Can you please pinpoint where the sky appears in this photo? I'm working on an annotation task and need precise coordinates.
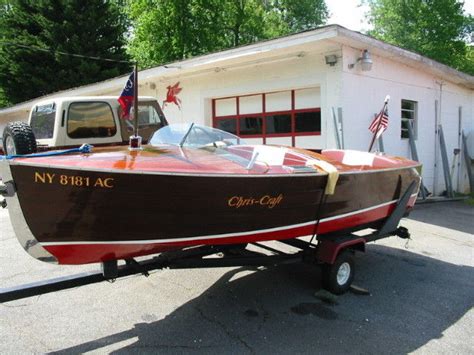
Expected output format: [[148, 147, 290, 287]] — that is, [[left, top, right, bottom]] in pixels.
[[326, 0, 474, 33]]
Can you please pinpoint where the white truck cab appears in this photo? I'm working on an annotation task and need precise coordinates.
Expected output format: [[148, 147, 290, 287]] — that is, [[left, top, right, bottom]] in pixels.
[[28, 96, 168, 150]]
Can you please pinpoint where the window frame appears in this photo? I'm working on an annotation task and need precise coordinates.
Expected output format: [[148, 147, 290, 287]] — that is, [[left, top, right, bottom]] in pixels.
[[401, 99, 418, 140], [212, 90, 321, 146]]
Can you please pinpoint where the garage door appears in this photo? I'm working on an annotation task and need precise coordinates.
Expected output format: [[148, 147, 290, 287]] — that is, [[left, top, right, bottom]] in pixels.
[[212, 88, 322, 148]]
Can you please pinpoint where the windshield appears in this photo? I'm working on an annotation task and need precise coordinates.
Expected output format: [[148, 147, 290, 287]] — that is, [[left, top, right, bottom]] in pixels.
[[149, 123, 245, 147]]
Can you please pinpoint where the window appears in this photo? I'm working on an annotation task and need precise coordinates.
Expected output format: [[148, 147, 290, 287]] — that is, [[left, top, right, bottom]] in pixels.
[[295, 111, 321, 132], [68, 102, 117, 139], [266, 114, 291, 134], [239, 116, 263, 135], [401, 99, 417, 139], [215, 118, 237, 134], [119, 103, 167, 129], [212, 89, 321, 146], [30, 103, 56, 139]]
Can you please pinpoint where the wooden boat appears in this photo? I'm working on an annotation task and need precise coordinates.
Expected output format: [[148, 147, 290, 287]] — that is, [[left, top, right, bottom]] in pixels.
[[0, 124, 421, 265]]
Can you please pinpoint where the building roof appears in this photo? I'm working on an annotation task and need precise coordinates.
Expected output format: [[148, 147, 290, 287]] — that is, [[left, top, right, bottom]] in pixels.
[[1, 25, 473, 119]]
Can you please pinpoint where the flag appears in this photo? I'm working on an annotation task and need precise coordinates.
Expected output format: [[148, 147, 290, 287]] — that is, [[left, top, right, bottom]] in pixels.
[[368, 107, 389, 139], [118, 72, 134, 120]]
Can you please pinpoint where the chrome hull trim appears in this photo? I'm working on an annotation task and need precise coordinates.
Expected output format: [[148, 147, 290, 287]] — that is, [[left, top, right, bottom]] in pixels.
[[0, 159, 58, 264]]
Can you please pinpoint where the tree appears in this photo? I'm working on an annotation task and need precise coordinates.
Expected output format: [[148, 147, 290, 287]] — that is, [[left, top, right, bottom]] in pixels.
[[365, 0, 474, 75], [127, 0, 225, 67], [0, 0, 131, 106], [126, 0, 328, 67]]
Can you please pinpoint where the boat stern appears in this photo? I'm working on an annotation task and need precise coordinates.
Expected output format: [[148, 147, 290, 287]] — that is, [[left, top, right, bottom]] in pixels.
[[0, 159, 58, 264]]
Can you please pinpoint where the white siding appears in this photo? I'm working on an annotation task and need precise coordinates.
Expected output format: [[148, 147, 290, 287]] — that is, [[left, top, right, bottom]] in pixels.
[[341, 46, 473, 194]]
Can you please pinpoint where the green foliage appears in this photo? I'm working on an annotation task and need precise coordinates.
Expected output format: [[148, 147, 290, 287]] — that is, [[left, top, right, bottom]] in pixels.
[[127, 0, 328, 68], [366, 0, 474, 75], [0, 0, 131, 106]]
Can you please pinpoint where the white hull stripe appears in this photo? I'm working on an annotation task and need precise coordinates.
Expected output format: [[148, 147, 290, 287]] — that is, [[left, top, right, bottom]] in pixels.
[[40, 194, 417, 246]]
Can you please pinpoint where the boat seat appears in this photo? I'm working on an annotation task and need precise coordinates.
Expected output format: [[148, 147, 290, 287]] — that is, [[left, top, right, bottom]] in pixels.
[[323, 149, 405, 169]]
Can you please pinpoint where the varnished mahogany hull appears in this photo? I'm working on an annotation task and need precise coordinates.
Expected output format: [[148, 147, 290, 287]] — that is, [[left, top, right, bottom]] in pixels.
[[8, 164, 420, 264]]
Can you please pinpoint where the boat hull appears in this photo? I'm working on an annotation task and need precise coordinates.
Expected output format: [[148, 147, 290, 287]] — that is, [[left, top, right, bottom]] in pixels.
[[7, 163, 420, 264]]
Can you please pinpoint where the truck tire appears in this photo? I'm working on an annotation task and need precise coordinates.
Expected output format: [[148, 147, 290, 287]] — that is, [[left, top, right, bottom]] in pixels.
[[322, 250, 355, 295], [2, 122, 37, 155]]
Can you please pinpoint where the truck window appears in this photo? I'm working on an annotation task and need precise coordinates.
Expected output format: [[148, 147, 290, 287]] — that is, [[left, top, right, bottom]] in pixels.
[[118, 103, 167, 128], [31, 104, 56, 139], [67, 102, 117, 139]]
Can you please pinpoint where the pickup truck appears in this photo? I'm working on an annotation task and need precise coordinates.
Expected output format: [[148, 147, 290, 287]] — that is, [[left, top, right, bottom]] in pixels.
[[1, 96, 168, 155]]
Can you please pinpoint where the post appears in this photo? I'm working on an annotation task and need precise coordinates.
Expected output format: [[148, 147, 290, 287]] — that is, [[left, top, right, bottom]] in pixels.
[[337, 107, 344, 149], [438, 125, 454, 198], [462, 130, 473, 193], [457, 107, 462, 191], [378, 135, 384, 153], [133, 62, 139, 138], [407, 121, 429, 199], [332, 107, 341, 149]]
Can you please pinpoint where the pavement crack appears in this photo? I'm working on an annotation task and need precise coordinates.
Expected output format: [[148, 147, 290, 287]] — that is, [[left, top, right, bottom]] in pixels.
[[194, 306, 255, 354]]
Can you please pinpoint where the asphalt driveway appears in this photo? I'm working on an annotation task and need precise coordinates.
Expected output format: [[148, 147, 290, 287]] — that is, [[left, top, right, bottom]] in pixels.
[[0, 201, 473, 354]]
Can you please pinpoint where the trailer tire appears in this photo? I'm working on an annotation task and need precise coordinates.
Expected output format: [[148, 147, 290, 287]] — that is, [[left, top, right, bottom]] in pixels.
[[323, 250, 355, 295], [2, 122, 37, 155]]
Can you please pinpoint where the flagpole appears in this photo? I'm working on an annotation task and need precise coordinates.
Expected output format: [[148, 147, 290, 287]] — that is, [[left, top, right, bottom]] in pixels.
[[133, 62, 139, 138], [368, 96, 390, 152]]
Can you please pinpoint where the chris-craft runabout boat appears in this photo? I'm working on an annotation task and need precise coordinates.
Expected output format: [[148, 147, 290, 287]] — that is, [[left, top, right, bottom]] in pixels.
[[0, 124, 421, 265]]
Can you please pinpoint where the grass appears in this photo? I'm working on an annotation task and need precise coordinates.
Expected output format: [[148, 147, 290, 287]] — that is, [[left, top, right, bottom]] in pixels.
[[455, 191, 474, 206], [465, 193, 474, 206]]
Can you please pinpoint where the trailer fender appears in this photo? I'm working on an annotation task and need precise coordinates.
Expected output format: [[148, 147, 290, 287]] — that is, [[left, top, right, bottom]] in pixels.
[[316, 238, 366, 264]]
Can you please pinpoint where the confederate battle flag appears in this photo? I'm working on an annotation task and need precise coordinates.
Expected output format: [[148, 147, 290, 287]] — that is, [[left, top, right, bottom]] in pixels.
[[118, 72, 135, 120]]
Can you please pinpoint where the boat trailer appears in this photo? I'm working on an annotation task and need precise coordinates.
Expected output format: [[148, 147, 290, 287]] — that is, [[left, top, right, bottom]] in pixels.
[[0, 182, 416, 303]]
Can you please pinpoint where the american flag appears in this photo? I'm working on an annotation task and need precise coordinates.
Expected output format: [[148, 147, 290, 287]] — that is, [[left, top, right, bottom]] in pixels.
[[368, 107, 389, 139], [118, 72, 134, 120]]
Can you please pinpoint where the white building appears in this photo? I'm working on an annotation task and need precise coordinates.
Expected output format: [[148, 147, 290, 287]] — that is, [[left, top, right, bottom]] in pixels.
[[1, 25, 473, 194]]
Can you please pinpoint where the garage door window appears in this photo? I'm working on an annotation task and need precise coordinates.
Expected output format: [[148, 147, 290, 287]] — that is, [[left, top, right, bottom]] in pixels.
[[212, 89, 321, 146], [295, 111, 321, 132], [240, 116, 263, 135], [266, 114, 291, 134]]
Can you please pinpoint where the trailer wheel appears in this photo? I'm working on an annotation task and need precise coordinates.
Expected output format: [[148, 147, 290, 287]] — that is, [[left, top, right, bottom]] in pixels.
[[2, 122, 37, 155], [323, 250, 355, 295]]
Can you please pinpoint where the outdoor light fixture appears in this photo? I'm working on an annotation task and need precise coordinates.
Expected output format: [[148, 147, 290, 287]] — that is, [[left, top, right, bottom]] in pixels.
[[325, 54, 338, 66], [348, 49, 373, 71]]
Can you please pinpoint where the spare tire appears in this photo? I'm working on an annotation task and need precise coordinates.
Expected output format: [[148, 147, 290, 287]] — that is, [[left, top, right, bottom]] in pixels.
[[2, 121, 37, 155]]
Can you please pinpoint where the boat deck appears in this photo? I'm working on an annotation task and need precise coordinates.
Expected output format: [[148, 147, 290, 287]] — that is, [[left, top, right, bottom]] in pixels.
[[10, 145, 420, 175]]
